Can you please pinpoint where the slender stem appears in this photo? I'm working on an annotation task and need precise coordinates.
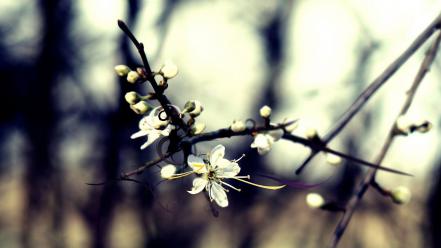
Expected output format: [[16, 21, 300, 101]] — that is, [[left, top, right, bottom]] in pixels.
[[120, 151, 175, 178], [296, 12, 441, 175], [117, 20, 188, 131], [329, 29, 441, 248]]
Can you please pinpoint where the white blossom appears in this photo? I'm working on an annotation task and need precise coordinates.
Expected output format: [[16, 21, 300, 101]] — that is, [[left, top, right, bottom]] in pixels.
[[186, 145, 284, 207], [250, 130, 283, 155], [130, 106, 175, 149]]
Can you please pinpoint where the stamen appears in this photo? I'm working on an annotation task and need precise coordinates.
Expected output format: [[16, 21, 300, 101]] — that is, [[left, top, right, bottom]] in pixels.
[[167, 171, 195, 180], [233, 154, 246, 163], [232, 177, 286, 190], [220, 181, 241, 192]]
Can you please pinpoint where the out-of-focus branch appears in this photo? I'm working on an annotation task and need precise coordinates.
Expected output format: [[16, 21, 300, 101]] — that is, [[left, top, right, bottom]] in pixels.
[[296, 12, 441, 175], [329, 29, 441, 248]]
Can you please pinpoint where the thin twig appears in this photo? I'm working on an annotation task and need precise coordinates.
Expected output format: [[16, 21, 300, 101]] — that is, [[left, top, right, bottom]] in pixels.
[[182, 125, 411, 176], [117, 20, 188, 131], [296, 12, 441, 174], [329, 29, 441, 248], [120, 151, 176, 178]]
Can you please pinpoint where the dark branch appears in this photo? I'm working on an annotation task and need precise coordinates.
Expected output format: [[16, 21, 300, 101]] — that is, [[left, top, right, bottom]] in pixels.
[[329, 28, 441, 248], [296, 12, 441, 175]]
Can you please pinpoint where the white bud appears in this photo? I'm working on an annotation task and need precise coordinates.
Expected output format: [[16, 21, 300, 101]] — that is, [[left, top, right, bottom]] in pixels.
[[231, 120, 246, 132], [183, 100, 203, 117], [191, 122, 206, 135], [114, 65, 131, 76], [161, 164, 177, 179], [124, 91, 140, 105], [130, 101, 150, 114], [306, 193, 325, 209], [396, 115, 412, 134], [160, 61, 178, 79], [284, 119, 299, 133], [391, 186, 411, 205], [326, 153, 342, 166], [259, 105, 272, 118], [127, 71, 140, 84], [414, 120, 432, 133], [305, 128, 318, 140], [155, 74, 166, 86]]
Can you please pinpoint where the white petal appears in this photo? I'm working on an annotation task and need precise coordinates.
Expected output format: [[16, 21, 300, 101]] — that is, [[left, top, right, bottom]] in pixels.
[[210, 182, 228, 207], [160, 125, 174, 136], [187, 155, 208, 173], [268, 129, 283, 142], [209, 145, 225, 166], [131, 130, 149, 139], [216, 159, 240, 177], [251, 134, 270, 149], [140, 133, 161, 149], [187, 177, 208, 194], [257, 147, 271, 155]]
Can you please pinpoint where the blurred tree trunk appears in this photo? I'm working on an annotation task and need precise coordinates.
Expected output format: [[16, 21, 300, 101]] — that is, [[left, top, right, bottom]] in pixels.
[[21, 0, 72, 247], [427, 158, 441, 248], [235, 1, 295, 247]]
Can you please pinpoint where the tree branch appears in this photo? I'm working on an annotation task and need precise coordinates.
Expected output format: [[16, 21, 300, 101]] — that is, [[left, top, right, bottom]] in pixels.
[[328, 29, 441, 248], [296, 12, 441, 175]]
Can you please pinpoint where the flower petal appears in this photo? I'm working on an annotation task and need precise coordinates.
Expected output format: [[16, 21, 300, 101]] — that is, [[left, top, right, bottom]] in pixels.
[[131, 130, 149, 139], [210, 145, 225, 167], [210, 182, 228, 207], [268, 129, 283, 142], [140, 133, 161, 149], [216, 159, 240, 177], [187, 155, 208, 173], [187, 177, 208, 194]]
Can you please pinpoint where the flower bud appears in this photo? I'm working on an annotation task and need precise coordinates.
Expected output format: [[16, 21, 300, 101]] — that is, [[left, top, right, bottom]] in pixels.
[[326, 153, 342, 166], [191, 122, 206, 135], [160, 61, 178, 79], [124, 91, 141, 105], [183, 100, 203, 117], [114, 65, 131, 76], [155, 74, 166, 86], [130, 101, 150, 114], [161, 164, 177, 179], [396, 115, 412, 134], [390, 186, 411, 205], [305, 128, 318, 140], [127, 71, 140, 84], [414, 120, 432, 133], [306, 193, 325, 209], [231, 120, 246, 132], [259, 105, 272, 118]]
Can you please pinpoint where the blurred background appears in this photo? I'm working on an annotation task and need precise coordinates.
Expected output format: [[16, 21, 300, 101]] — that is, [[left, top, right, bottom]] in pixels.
[[1, 0, 441, 247]]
